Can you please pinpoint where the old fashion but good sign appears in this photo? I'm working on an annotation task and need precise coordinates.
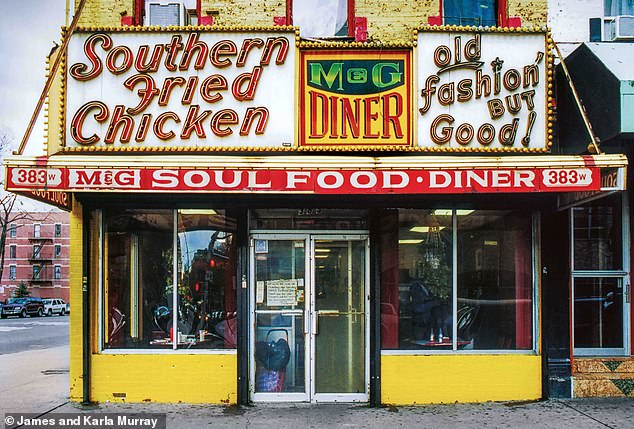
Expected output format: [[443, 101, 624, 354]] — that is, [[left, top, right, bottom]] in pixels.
[[6, 165, 606, 194], [417, 31, 548, 151], [65, 30, 295, 150]]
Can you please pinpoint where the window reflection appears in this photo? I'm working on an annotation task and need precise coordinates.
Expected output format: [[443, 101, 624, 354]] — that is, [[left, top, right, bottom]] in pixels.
[[380, 209, 533, 351], [457, 211, 532, 350], [573, 194, 622, 271], [104, 210, 173, 349], [102, 209, 237, 350], [176, 210, 237, 349]]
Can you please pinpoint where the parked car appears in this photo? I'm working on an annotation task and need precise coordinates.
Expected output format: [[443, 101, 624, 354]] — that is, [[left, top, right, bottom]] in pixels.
[[42, 298, 67, 316], [1, 297, 45, 318]]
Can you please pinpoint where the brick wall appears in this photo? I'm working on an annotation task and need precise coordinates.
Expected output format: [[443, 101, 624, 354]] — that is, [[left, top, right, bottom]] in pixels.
[[357, 1, 437, 44], [78, 0, 134, 27], [74, 1, 549, 35], [202, 0, 285, 27], [509, 0, 548, 27]]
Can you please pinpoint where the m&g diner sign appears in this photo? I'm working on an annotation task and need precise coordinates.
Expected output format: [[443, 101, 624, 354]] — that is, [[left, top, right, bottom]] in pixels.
[[64, 28, 548, 152], [65, 29, 295, 150]]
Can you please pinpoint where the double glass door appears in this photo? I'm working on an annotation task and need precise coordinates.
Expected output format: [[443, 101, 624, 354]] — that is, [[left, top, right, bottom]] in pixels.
[[250, 233, 369, 402]]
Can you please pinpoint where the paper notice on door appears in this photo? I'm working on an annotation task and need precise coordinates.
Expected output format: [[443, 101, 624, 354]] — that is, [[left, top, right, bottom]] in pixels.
[[256, 281, 265, 304], [266, 279, 298, 306]]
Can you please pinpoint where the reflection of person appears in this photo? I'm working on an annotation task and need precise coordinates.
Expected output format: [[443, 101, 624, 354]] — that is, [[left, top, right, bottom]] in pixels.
[[410, 279, 435, 341], [410, 279, 451, 342]]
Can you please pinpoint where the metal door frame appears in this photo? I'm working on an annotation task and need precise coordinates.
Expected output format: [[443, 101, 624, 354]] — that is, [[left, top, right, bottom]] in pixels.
[[248, 232, 370, 403], [309, 234, 370, 403]]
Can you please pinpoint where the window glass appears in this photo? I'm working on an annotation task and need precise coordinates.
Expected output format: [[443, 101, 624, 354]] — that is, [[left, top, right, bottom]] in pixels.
[[572, 194, 626, 354], [10, 224, 16, 238], [380, 209, 534, 351], [144, 1, 197, 26], [104, 209, 174, 349], [34, 224, 41, 238], [55, 224, 62, 237], [9, 265, 16, 279], [55, 245, 62, 258], [457, 211, 533, 350], [381, 209, 454, 349], [605, 0, 634, 15], [102, 208, 237, 350], [444, 0, 496, 27], [574, 277, 623, 349], [9, 245, 16, 259], [573, 194, 622, 271], [54, 266, 62, 280], [294, 0, 349, 38], [33, 245, 41, 259], [33, 265, 41, 279], [176, 209, 237, 349]]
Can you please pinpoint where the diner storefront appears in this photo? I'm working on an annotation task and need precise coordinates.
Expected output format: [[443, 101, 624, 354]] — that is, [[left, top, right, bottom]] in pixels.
[[4, 24, 627, 405]]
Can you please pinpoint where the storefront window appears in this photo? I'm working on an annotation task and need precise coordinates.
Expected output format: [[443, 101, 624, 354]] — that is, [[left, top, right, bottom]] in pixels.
[[572, 194, 628, 355], [381, 209, 534, 351], [457, 211, 533, 350], [176, 210, 237, 349], [104, 210, 174, 349], [573, 196, 622, 270], [102, 209, 237, 350]]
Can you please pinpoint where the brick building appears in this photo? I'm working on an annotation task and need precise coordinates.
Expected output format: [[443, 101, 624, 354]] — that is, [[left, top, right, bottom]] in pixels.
[[1, 211, 71, 302], [3, 0, 631, 406]]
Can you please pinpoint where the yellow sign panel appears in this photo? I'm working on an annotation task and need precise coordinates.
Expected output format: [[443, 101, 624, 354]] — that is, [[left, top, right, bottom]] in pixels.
[[300, 49, 412, 148]]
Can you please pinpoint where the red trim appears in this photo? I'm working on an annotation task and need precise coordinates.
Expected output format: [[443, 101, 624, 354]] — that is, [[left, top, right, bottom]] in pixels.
[[354, 17, 367, 42], [498, 0, 508, 26], [121, 15, 134, 26], [287, 0, 293, 25], [428, 16, 442, 26], [200, 16, 214, 25], [348, 0, 355, 38], [507, 17, 522, 28], [134, 0, 144, 26]]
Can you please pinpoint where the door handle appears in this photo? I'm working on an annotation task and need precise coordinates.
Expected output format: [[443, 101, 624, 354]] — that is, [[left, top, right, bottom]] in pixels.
[[312, 311, 318, 335], [304, 310, 310, 334]]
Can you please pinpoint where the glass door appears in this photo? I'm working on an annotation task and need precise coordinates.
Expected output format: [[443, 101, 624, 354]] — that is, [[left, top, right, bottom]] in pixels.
[[311, 236, 369, 403], [250, 235, 309, 401], [249, 233, 369, 403]]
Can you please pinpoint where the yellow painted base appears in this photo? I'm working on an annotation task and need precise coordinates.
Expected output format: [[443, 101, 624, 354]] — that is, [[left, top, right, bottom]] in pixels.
[[381, 354, 542, 404], [71, 353, 237, 404]]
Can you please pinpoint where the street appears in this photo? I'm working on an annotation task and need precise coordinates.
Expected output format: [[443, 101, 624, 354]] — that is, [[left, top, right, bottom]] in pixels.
[[0, 315, 69, 354]]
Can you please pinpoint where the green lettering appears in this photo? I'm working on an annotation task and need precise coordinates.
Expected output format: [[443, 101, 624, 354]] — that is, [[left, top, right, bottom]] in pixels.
[[372, 63, 402, 89], [309, 62, 344, 90]]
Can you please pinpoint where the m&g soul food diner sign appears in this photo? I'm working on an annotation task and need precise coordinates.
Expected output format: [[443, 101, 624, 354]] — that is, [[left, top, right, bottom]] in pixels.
[[417, 30, 548, 151], [65, 29, 295, 150]]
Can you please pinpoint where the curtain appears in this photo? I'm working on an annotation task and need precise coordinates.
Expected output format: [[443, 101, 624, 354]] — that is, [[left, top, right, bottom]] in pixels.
[[605, 0, 634, 15]]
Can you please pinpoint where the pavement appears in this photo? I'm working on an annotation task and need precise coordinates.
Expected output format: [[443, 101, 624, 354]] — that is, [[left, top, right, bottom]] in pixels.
[[1, 343, 634, 428]]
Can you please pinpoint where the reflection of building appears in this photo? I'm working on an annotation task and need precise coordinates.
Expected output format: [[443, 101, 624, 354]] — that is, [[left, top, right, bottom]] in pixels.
[[3, 0, 631, 406], [1, 212, 70, 302]]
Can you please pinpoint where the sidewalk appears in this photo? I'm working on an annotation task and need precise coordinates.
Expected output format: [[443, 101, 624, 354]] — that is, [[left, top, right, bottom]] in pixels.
[[1, 344, 632, 428], [37, 397, 634, 428]]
